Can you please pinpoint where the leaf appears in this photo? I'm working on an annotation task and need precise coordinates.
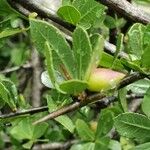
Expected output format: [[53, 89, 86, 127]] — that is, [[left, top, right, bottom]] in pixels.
[[127, 79, 150, 94], [59, 79, 88, 95], [0, 0, 24, 18], [57, 5, 81, 25], [0, 82, 16, 111], [85, 34, 104, 80], [45, 41, 56, 88], [142, 88, 150, 117], [75, 119, 95, 141], [94, 137, 110, 150], [112, 33, 124, 68], [30, 19, 76, 79], [2, 79, 18, 104], [96, 109, 113, 138], [41, 71, 64, 89], [108, 140, 121, 150], [131, 142, 150, 150], [23, 141, 34, 149], [72, 27, 92, 80], [118, 88, 128, 112], [55, 115, 75, 133], [104, 16, 116, 29], [100, 52, 125, 71], [47, 94, 74, 133], [0, 28, 27, 38], [10, 117, 48, 141], [141, 44, 150, 68], [62, 0, 72, 5], [126, 23, 145, 60], [114, 112, 150, 139], [72, 0, 105, 28]]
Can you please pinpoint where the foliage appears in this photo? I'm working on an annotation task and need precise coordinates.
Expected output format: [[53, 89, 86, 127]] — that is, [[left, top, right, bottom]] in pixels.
[[0, 0, 150, 150]]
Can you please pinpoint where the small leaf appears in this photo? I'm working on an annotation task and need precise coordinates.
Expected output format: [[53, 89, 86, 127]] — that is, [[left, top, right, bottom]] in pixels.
[[85, 34, 104, 80], [23, 141, 34, 149], [100, 52, 125, 71], [94, 137, 110, 150], [112, 33, 124, 68], [41, 71, 64, 88], [142, 88, 150, 117], [0, 28, 27, 38], [73, 0, 105, 29], [141, 44, 150, 68], [127, 79, 150, 94], [126, 23, 145, 60], [108, 140, 121, 150], [96, 109, 113, 138], [75, 119, 95, 141], [30, 19, 76, 78], [131, 142, 150, 150], [55, 115, 75, 133], [59, 80, 88, 95], [118, 88, 128, 112], [10, 117, 48, 140], [45, 41, 56, 88], [0, 82, 16, 111], [73, 27, 92, 80], [57, 5, 81, 25], [114, 112, 150, 139], [47, 94, 74, 133]]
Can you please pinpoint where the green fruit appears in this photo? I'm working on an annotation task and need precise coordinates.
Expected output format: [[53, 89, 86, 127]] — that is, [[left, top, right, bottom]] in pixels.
[[87, 68, 126, 92]]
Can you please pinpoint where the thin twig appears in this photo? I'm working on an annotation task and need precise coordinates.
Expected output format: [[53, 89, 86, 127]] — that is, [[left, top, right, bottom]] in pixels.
[[98, 0, 150, 24], [0, 91, 144, 120], [33, 72, 146, 125], [32, 140, 78, 150], [0, 106, 48, 119], [0, 63, 31, 74]]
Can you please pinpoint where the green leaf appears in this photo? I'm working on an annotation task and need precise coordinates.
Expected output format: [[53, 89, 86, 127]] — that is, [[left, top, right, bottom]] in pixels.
[[0, 0, 24, 18], [127, 79, 150, 94], [76, 119, 95, 141], [141, 44, 150, 68], [72, 0, 105, 28], [0, 82, 16, 111], [62, 0, 72, 5], [104, 16, 116, 29], [55, 115, 75, 133], [59, 79, 88, 94], [72, 27, 92, 80], [57, 5, 81, 25], [118, 88, 128, 112], [112, 33, 124, 68], [47, 94, 74, 133], [45, 41, 56, 88], [100, 52, 125, 71], [10, 117, 48, 141], [126, 23, 145, 60], [94, 137, 110, 150], [85, 34, 104, 80], [108, 140, 121, 150], [30, 19, 76, 79], [23, 141, 34, 149], [131, 142, 150, 150], [96, 109, 113, 138], [2, 79, 18, 104], [114, 112, 150, 139], [142, 88, 150, 117], [0, 28, 27, 38]]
